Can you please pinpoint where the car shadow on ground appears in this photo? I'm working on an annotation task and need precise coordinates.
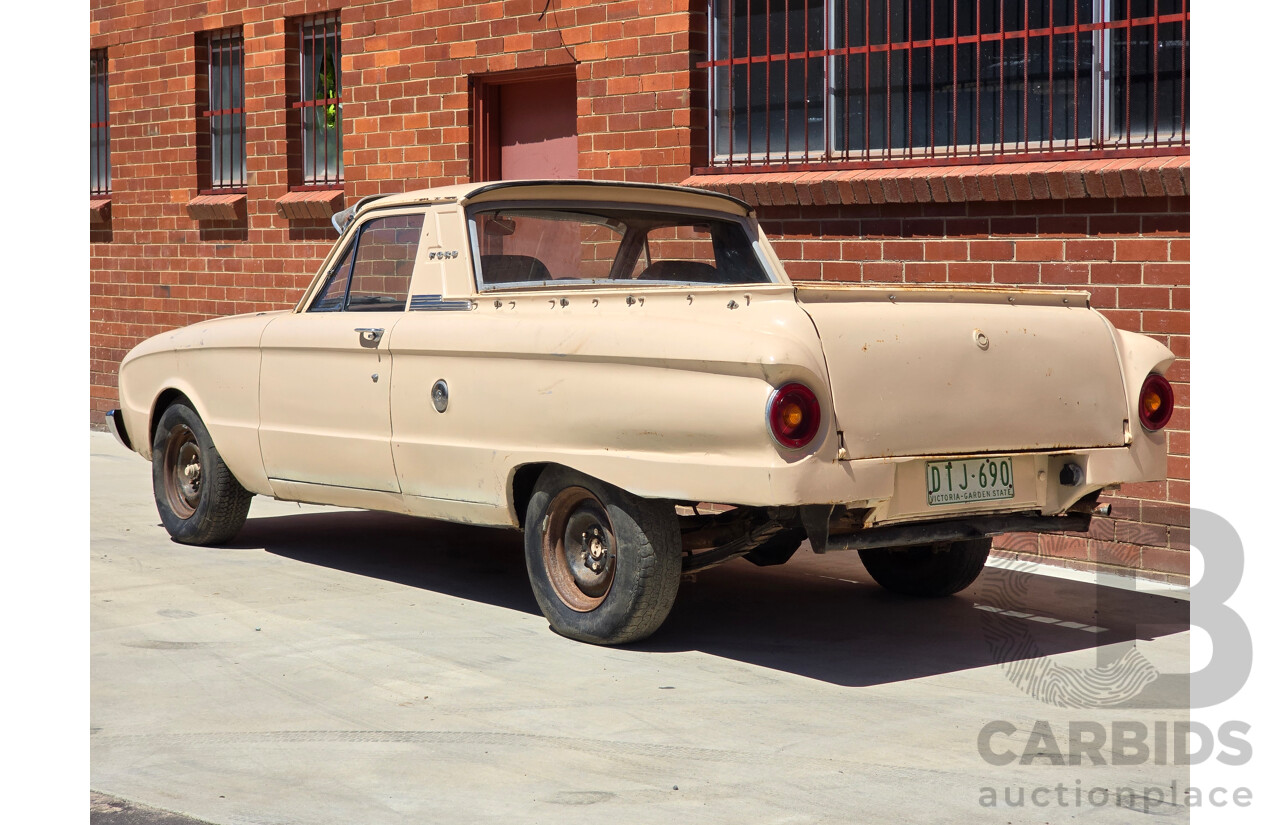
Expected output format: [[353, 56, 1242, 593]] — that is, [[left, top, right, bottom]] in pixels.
[[232, 509, 1189, 695]]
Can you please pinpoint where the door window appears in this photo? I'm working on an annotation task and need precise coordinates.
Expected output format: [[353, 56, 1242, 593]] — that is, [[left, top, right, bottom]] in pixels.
[[309, 213, 424, 311]]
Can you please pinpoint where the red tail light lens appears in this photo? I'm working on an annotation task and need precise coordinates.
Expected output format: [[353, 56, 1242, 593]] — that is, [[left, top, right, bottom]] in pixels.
[[767, 383, 821, 449], [1137, 373, 1174, 431]]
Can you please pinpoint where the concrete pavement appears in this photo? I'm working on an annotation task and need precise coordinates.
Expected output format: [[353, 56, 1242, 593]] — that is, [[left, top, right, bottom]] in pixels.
[[91, 432, 1191, 823]]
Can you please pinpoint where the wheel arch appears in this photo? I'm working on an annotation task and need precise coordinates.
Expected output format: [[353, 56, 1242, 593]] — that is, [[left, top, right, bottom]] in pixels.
[[510, 462, 552, 528], [510, 461, 660, 529], [144, 385, 271, 497], [149, 388, 196, 451]]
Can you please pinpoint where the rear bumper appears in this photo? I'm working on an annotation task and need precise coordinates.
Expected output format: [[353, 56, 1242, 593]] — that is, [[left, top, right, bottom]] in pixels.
[[825, 510, 1093, 553], [105, 409, 133, 451], [845, 441, 1165, 528]]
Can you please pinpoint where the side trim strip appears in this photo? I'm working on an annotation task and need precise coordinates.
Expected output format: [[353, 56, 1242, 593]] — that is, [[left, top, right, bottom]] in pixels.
[[410, 294, 475, 312]]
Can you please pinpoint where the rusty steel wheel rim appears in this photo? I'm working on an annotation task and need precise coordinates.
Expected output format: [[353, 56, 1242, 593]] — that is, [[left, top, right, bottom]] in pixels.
[[541, 487, 617, 612], [162, 424, 202, 519]]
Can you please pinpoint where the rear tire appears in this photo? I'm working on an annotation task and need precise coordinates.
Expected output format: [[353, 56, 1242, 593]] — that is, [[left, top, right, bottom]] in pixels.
[[858, 538, 991, 596], [524, 466, 681, 645], [151, 401, 252, 545]]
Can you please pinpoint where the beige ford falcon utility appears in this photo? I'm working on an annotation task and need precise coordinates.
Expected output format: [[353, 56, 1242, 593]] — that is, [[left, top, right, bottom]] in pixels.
[[109, 180, 1175, 645]]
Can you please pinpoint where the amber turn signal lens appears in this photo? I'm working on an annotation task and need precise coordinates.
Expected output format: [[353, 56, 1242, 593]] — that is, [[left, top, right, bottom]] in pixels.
[[1137, 373, 1174, 431], [767, 383, 821, 449]]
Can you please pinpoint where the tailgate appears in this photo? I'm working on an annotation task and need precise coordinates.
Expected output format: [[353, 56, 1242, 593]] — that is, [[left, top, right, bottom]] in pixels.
[[797, 286, 1128, 459]]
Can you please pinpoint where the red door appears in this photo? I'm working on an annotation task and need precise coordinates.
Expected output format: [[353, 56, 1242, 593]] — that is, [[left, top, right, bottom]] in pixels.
[[473, 69, 579, 181], [499, 74, 578, 179]]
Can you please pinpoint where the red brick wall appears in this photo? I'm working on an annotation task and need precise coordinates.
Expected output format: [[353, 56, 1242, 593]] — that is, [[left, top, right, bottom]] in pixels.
[[90, 0, 700, 419], [90, 0, 1189, 580]]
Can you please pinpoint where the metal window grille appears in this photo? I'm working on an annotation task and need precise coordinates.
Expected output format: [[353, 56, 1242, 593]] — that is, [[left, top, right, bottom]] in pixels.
[[295, 14, 343, 187], [91, 49, 110, 195], [202, 29, 246, 191], [703, 0, 1189, 171]]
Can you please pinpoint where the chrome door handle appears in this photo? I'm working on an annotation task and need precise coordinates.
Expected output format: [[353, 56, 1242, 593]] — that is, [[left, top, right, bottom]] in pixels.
[[354, 327, 385, 346]]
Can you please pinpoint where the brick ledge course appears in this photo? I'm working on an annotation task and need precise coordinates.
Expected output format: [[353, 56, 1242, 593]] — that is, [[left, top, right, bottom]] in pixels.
[[684, 156, 1190, 208], [90, 197, 111, 224], [185, 193, 247, 222], [275, 189, 344, 221]]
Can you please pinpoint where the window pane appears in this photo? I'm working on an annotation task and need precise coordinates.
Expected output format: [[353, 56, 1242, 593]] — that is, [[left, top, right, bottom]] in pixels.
[[472, 207, 771, 287], [309, 245, 356, 312], [639, 222, 770, 284], [204, 31, 244, 190], [714, 0, 824, 158], [91, 50, 110, 195], [300, 17, 343, 185], [210, 113, 244, 188], [347, 214, 423, 311], [475, 210, 620, 283], [302, 103, 342, 182], [310, 214, 422, 312], [711, 0, 1183, 167], [1111, 0, 1188, 142]]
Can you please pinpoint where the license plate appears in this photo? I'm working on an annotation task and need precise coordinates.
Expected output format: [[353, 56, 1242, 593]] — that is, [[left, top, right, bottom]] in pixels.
[[926, 457, 1015, 506]]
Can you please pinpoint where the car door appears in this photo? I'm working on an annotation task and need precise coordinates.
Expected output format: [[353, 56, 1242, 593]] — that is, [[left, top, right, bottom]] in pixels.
[[388, 205, 626, 511], [258, 210, 426, 493]]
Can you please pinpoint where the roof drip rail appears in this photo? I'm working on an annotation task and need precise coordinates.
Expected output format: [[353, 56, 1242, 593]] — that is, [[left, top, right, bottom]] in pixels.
[[331, 194, 392, 235]]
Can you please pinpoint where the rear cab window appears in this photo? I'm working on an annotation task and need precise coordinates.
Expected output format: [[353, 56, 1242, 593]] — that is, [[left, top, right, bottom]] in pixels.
[[467, 203, 775, 290]]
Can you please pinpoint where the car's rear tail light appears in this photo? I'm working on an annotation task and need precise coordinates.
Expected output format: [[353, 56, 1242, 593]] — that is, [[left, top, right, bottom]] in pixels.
[[767, 383, 821, 449], [1137, 373, 1174, 431]]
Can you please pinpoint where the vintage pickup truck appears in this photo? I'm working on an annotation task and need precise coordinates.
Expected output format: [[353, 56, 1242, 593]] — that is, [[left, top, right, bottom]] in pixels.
[[108, 180, 1174, 644]]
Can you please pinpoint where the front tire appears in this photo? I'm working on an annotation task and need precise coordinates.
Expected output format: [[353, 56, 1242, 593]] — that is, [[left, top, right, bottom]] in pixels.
[[857, 538, 991, 596], [151, 401, 252, 545], [524, 466, 681, 645]]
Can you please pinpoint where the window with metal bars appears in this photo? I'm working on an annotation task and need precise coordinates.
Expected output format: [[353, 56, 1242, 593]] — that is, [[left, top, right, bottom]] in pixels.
[[704, 0, 1189, 170], [91, 50, 110, 195], [293, 14, 343, 187], [198, 29, 246, 191]]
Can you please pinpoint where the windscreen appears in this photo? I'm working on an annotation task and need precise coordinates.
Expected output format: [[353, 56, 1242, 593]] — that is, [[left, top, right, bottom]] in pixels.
[[470, 206, 773, 288]]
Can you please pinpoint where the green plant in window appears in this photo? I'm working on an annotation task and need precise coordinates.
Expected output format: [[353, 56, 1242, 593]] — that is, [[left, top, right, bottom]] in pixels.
[[315, 46, 339, 129]]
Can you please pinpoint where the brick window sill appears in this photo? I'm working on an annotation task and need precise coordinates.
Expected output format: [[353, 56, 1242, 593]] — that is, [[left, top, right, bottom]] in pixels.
[[90, 196, 111, 224], [682, 156, 1190, 208], [276, 189, 344, 221], [186, 193, 246, 222]]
